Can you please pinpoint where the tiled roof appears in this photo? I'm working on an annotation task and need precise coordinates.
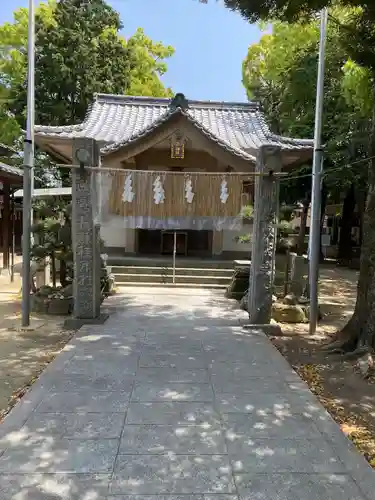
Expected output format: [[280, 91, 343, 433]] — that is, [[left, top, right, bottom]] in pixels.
[[35, 93, 313, 158], [0, 162, 23, 178]]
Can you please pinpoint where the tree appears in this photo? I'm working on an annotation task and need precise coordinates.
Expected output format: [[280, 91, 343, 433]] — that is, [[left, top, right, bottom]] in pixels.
[[0, 1, 174, 185], [243, 17, 369, 259], [9, 0, 174, 127], [216, 0, 375, 351], [31, 199, 72, 288], [127, 28, 174, 97]]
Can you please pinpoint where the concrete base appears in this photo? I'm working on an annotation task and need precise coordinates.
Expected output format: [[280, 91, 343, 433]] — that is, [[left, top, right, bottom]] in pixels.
[[63, 313, 109, 330], [242, 323, 283, 337]]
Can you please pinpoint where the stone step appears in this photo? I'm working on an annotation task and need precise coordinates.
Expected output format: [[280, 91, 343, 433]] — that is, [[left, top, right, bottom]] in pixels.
[[110, 266, 233, 277], [116, 282, 228, 289], [114, 273, 232, 286], [107, 257, 235, 269]]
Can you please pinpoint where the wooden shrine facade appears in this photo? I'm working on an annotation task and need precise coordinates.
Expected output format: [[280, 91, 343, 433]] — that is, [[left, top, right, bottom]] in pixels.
[[35, 92, 313, 258]]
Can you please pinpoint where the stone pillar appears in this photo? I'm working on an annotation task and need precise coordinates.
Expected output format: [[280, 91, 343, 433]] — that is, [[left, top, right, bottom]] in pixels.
[[71, 138, 102, 322], [288, 252, 308, 299], [248, 145, 281, 324]]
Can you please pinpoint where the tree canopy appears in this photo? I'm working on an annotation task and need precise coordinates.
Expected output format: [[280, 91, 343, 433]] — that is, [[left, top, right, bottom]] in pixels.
[[243, 17, 369, 205], [0, 0, 174, 185]]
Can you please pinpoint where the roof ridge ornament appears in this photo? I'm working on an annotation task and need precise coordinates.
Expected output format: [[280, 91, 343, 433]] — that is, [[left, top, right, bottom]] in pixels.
[[170, 93, 189, 111]]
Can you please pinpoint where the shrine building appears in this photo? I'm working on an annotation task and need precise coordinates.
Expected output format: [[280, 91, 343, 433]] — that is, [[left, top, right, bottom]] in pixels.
[[35, 93, 313, 259]]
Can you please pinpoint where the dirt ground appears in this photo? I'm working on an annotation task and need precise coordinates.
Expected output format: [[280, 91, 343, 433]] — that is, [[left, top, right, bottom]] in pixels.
[[271, 265, 375, 467], [0, 274, 74, 421]]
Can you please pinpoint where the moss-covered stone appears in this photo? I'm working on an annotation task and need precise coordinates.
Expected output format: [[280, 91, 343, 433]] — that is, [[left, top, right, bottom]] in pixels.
[[271, 302, 308, 323]]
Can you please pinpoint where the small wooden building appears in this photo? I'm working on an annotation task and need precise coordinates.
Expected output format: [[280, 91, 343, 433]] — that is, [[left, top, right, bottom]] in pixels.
[[0, 161, 23, 271], [35, 93, 313, 258]]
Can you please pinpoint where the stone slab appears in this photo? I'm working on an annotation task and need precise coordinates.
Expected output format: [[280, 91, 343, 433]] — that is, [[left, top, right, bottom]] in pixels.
[[131, 382, 214, 402], [235, 473, 365, 500], [135, 367, 210, 384], [222, 412, 324, 439], [110, 454, 235, 495], [139, 353, 207, 369], [62, 358, 138, 376], [119, 424, 226, 455], [35, 391, 131, 413], [126, 402, 221, 426], [229, 437, 345, 474], [214, 392, 298, 415], [210, 375, 288, 394], [50, 373, 135, 393], [0, 438, 119, 473], [0, 473, 110, 500], [22, 412, 125, 439]]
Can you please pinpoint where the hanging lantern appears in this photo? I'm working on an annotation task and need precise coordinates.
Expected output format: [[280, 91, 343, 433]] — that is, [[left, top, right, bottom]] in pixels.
[[171, 134, 185, 159]]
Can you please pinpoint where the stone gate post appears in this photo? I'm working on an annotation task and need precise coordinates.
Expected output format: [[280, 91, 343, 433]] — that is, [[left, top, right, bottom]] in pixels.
[[68, 137, 106, 326], [248, 145, 281, 324]]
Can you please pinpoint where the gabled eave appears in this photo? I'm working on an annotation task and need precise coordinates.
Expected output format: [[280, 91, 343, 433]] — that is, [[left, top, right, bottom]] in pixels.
[[101, 107, 256, 173], [101, 108, 257, 172]]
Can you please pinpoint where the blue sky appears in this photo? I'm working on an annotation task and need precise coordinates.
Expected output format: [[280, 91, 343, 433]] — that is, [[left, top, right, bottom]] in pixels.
[[0, 0, 263, 101]]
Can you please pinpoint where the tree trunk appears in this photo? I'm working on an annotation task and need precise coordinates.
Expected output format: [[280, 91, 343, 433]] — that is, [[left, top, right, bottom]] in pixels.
[[337, 183, 356, 264], [337, 80, 375, 351], [357, 187, 367, 247], [297, 199, 309, 255], [60, 259, 67, 287]]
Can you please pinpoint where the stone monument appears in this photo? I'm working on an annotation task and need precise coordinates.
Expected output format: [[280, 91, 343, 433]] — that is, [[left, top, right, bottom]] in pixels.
[[64, 138, 108, 328], [247, 145, 281, 324]]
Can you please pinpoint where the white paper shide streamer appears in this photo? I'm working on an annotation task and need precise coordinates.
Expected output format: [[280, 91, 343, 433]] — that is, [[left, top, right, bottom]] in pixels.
[[122, 173, 135, 203], [184, 177, 194, 204], [153, 176, 165, 204], [220, 179, 229, 204]]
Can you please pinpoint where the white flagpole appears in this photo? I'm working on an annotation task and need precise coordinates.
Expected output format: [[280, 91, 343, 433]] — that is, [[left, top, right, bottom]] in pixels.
[[309, 8, 328, 334], [21, 0, 35, 326]]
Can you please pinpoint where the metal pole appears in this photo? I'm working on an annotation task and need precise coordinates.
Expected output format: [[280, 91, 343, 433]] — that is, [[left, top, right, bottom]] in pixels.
[[172, 231, 177, 285], [309, 8, 328, 334], [21, 0, 35, 326], [11, 192, 15, 283]]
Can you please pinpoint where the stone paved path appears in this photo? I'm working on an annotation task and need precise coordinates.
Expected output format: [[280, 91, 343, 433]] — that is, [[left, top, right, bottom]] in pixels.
[[0, 287, 375, 499]]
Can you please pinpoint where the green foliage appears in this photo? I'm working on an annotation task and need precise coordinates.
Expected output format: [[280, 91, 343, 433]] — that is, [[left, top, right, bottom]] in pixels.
[[0, 0, 175, 185], [241, 204, 254, 220], [242, 15, 370, 205], [127, 28, 174, 97], [31, 198, 72, 287]]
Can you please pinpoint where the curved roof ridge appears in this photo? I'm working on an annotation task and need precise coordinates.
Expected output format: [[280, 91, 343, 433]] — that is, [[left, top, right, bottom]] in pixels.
[[94, 93, 171, 106], [102, 106, 255, 161], [94, 92, 259, 110]]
